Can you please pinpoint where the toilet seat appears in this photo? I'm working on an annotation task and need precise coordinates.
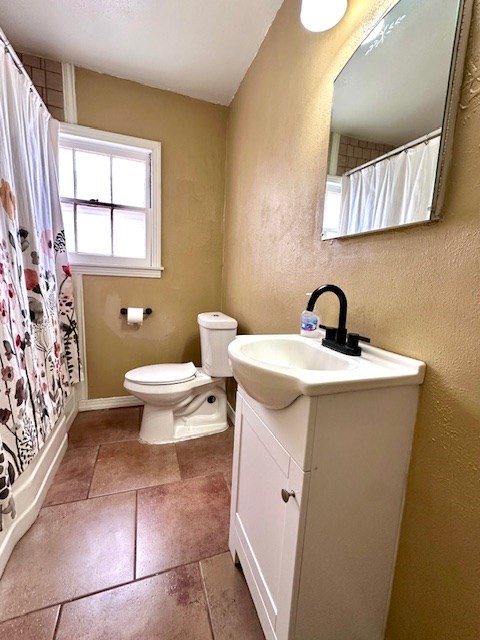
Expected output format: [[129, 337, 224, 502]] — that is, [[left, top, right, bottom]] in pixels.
[[125, 362, 197, 386]]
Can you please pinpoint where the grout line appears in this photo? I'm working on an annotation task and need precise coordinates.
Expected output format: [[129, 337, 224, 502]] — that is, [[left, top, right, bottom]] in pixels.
[[136, 550, 231, 584], [43, 495, 91, 508], [0, 552, 233, 627], [0, 603, 62, 629], [85, 445, 101, 499], [41, 487, 138, 512], [68, 438, 138, 449], [42, 469, 232, 535], [45, 468, 232, 510], [52, 603, 62, 640], [89, 469, 230, 501], [133, 490, 138, 581], [198, 560, 216, 639], [173, 442, 183, 480]]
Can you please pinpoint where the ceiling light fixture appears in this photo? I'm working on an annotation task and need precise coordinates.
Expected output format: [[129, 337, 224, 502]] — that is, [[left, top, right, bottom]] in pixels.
[[300, 0, 348, 32]]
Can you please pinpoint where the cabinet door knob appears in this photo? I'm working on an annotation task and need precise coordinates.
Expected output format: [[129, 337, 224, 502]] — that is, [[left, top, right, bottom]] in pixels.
[[281, 489, 296, 503]]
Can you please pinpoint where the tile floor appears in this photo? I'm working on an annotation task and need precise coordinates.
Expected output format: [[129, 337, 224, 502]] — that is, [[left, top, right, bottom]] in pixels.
[[0, 407, 265, 640]]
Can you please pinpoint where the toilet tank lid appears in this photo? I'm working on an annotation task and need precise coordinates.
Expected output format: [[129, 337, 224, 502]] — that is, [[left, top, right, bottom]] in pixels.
[[125, 362, 196, 385], [197, 312, 238, 329]]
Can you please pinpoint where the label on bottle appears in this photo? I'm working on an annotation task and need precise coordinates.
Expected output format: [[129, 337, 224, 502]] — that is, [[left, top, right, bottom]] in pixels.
[[301, 312, 319, 332], [301, 319, 316, 331]]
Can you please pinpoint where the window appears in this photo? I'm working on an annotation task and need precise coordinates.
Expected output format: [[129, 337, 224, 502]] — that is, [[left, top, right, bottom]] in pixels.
[[58, 123, 162, 277], [322, 175, 342, 240]]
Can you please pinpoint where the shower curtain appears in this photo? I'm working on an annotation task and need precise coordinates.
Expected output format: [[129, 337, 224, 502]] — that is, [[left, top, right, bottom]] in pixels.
[[0, 40, 80, 530], [339, 134, 441, 236]]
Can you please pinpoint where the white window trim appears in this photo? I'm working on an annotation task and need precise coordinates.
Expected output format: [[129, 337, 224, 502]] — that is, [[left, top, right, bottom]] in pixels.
[[59, 122, 163, 278], [61, 62, 77, 124]]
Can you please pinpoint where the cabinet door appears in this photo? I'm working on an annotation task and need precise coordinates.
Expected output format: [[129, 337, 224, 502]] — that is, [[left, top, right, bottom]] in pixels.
[[229, 394, 307, 640]]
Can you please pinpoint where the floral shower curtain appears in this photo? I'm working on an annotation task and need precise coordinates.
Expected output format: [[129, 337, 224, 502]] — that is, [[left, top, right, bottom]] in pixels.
[[0, 39, 81, 530]]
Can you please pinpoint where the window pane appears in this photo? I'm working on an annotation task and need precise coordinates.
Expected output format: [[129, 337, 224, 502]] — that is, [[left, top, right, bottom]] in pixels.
[[59, 148, 74, 198], [112, 157, 147, 207], [323, 179, 342, 238], [60, 202, 76, 252], [113, 209, 146, 258], [77, 205, 111, 255], [75, 151, 111, 203]]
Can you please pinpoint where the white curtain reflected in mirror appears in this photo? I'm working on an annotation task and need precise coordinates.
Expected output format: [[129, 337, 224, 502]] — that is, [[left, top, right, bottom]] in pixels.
[[337, 131, 440, 237]]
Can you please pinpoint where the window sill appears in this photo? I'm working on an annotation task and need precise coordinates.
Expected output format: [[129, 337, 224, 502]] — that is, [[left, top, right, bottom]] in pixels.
[[70, 264, 164, 278]]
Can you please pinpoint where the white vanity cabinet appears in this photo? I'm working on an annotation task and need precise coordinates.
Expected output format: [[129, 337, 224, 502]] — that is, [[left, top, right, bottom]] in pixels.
[[229, 392, 310, 639], [229, 383, 420, 640]]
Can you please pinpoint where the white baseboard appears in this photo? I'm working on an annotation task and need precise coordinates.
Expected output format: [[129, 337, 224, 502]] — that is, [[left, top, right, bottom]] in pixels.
[[81, 394, 233, 424], [0, 396, 78, 577], [79, 395, 143, 412], [64, 386, 78, 431], [227, 400, 236, 425]]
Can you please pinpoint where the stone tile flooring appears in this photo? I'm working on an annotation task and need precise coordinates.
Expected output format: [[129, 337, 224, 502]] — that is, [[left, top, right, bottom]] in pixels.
[[0, 407, 264, 640]]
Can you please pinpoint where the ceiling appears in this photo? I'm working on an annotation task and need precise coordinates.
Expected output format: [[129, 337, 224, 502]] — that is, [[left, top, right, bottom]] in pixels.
[[0, 0, 284, 105]]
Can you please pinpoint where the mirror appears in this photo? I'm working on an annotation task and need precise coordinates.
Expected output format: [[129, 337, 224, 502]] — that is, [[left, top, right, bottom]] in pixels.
[[322, 0, 472, 239]]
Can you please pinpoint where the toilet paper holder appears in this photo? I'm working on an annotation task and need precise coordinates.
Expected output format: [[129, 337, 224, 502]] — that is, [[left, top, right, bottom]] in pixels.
[[120, 307, 152, 316]]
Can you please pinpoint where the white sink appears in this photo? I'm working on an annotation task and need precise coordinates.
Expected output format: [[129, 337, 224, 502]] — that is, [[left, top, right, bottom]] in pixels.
[[228, 333, 425, 409]]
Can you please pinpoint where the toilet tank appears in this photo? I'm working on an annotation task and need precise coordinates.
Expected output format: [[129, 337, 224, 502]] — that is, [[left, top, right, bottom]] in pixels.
[[197, 312, 238, 377]]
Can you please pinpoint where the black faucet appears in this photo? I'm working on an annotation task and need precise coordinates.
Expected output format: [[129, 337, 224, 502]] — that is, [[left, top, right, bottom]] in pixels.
[[306, 284, 369, 356]]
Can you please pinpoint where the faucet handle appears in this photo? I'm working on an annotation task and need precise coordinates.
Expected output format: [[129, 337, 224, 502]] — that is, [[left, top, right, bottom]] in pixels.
[[347, 333, 371, 349], [324, 326, 337, 341], [347, 333, 360, 350], [345, 332, 364, 355]]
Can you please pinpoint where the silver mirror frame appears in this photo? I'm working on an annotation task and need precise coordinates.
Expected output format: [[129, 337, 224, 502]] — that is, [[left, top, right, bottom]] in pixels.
[[430, 0, 473, 222]]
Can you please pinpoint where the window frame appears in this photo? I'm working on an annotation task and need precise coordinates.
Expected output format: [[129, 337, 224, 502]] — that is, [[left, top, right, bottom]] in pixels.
[[59, 123, 163, 278], [322, 174, 342, 240]]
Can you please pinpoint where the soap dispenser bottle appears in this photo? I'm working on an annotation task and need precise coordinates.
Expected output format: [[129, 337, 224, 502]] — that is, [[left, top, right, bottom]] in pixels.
[[300, 302, 321, 338]]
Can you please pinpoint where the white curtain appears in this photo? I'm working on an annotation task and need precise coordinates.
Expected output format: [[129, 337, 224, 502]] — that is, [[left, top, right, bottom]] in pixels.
[[0, 38, 80, 529], [339, 135, 440, 236]]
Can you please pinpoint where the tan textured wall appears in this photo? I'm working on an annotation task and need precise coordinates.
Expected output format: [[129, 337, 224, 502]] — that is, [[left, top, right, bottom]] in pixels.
[[223, 0, 480, 638], [75, 69, 227, 398]]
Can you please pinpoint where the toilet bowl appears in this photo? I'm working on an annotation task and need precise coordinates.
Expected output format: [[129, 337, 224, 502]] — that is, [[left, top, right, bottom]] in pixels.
[[124, 312, 237, 444]]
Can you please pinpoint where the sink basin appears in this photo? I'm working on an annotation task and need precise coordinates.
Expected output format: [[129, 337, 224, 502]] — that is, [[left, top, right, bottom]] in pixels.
[[228, 334, 425, 409], [240, 336, 357, 371]]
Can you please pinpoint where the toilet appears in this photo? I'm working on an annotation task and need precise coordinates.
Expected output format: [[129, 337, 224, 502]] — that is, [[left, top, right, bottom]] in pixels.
[[124, 312, 238, 444]]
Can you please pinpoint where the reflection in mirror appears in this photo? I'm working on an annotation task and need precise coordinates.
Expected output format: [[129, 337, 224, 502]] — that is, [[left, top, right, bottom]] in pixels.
[[322, 0, 471, 239]]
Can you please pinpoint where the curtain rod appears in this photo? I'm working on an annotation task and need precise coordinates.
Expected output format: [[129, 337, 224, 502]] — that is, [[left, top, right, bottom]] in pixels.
[[0, 28, 47, 109], [344, 127, 442, 177]]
